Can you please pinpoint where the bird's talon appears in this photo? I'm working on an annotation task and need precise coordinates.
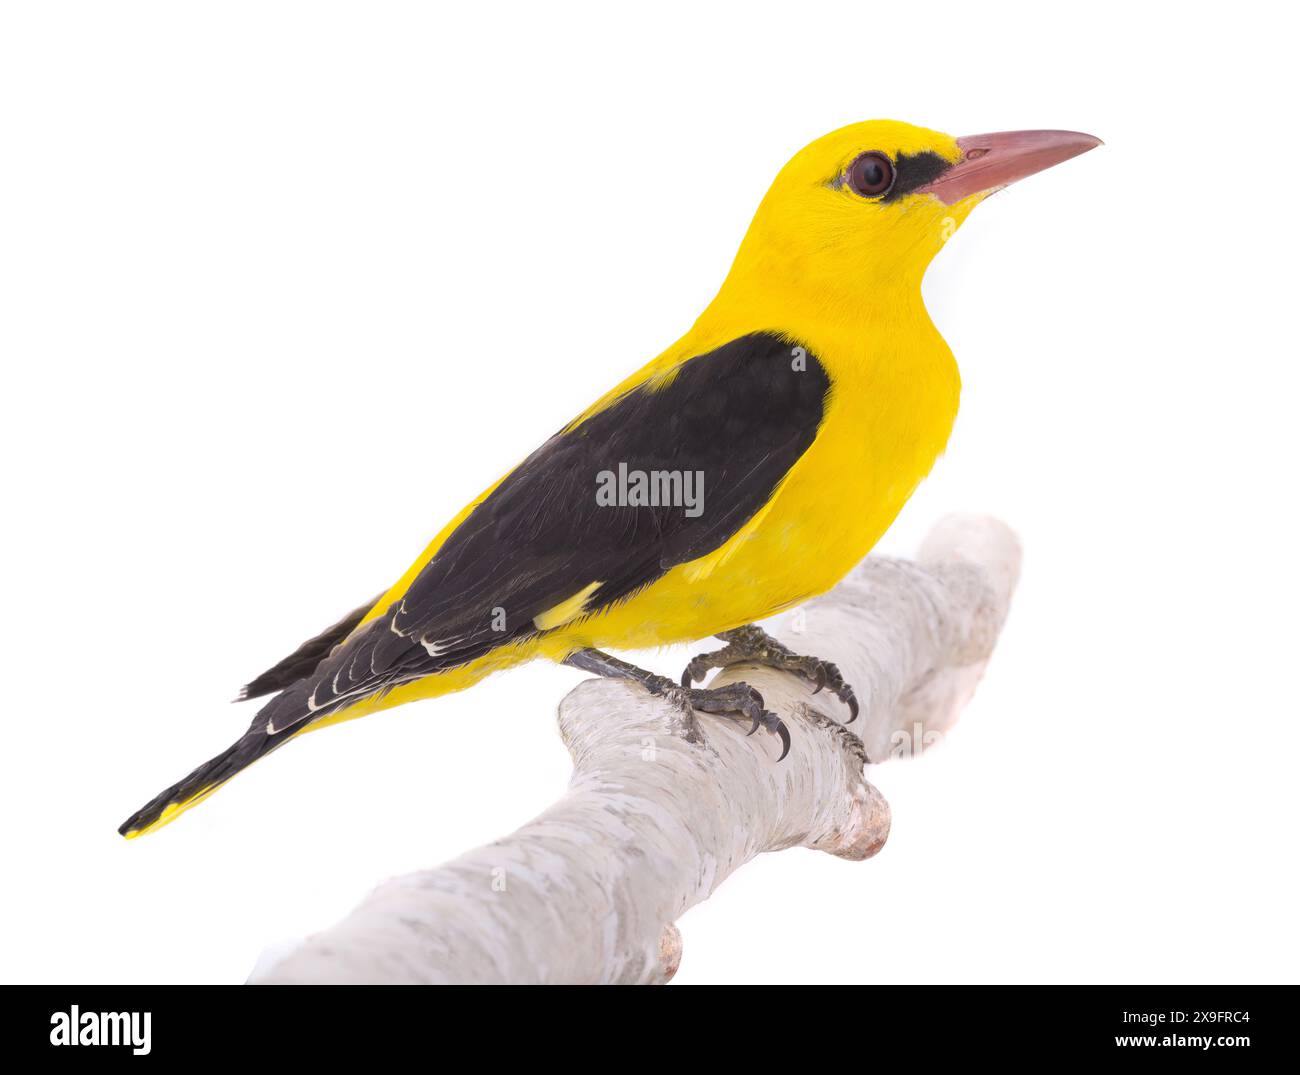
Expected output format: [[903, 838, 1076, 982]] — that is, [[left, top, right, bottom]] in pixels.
[[773, 719, 791, 761]]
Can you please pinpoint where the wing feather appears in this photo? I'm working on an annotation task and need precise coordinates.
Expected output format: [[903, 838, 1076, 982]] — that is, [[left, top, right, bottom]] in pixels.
[[255, 331, 830, 734]]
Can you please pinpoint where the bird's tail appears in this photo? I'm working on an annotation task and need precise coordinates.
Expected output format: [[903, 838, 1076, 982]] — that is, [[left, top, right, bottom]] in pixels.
[[118, 723, 288, 839]]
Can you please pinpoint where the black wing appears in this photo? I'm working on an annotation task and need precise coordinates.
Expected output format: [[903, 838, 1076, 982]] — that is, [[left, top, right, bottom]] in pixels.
[[257, 331, 830, 733]]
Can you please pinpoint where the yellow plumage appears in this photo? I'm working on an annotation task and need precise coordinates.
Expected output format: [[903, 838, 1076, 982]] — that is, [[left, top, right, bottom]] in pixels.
[[334, 121, 971, 707], [122, 119, 1099, 837]]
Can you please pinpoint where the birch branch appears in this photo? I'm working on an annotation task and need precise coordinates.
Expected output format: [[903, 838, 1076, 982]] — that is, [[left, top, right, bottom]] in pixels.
[[252, 513, 1021, 985]]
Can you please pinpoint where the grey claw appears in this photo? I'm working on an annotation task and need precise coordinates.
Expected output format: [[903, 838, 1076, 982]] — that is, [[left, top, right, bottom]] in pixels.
[[773, 719, 791, 761]]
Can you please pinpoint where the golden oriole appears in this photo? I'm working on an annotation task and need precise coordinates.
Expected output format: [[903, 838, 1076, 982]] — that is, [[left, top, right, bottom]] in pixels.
[[121, 120, 1099, 838]]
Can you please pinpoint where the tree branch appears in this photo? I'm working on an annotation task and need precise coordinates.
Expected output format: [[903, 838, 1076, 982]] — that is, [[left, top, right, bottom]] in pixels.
[[252, 514, 1021, 984]]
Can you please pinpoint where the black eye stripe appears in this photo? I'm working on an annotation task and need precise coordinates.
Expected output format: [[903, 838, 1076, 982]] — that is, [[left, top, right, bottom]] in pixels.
[[834, 149, 954, 202], [880, 150, 952, 203]]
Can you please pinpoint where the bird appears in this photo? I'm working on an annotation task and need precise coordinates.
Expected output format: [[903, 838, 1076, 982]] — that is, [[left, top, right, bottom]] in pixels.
[[120, 120, 1100, 838]]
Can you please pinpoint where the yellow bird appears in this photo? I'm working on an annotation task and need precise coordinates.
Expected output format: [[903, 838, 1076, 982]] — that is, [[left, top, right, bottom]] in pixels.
[[121, 120, 1100, 838]]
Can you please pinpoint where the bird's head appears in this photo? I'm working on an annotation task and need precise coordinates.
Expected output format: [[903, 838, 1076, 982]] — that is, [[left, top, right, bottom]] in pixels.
[[716, 119, 1101, 322]]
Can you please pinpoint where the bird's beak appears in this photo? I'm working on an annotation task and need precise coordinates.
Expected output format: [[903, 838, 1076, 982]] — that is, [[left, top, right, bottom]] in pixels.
[[918, 129, 1102, 205]]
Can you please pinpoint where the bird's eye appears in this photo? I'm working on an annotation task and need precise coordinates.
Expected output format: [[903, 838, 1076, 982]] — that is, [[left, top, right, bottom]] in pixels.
[[846, 152, 895, 198]]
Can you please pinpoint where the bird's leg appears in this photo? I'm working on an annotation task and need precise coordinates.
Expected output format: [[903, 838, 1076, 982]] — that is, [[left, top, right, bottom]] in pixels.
[[564, 647, 790, 760], [681, 623, 859, 724]]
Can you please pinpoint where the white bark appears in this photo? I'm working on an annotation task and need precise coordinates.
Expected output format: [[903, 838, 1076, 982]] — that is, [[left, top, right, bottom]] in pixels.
[[252, 514, 1021, 985]]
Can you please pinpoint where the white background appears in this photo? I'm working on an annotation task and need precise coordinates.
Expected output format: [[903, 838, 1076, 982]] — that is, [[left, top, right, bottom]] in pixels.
[[2, 1, 1296, 985]]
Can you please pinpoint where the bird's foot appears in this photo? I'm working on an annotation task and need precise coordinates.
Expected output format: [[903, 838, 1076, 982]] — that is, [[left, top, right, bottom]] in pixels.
[[564, 647, 790, 760], [644, 676, 790, 761], [682, 623, 859, 724]]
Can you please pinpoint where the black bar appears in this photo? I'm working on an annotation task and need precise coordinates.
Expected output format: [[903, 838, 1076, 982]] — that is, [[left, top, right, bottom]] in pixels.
[[0, 984, 1291, 1062]]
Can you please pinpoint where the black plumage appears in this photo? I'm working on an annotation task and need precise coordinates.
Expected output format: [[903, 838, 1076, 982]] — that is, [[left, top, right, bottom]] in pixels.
[[237, 594, 381, 701], [120, 331, 829, 834], [260, 330, 829, 732]]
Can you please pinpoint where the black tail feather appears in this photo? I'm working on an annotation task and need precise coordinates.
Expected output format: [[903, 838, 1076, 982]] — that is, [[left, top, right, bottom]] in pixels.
[[118, 721, 287, 837]]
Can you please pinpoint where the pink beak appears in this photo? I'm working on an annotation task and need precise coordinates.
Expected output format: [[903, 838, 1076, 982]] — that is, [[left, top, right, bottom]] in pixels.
[[918, 129, 1102, 205]]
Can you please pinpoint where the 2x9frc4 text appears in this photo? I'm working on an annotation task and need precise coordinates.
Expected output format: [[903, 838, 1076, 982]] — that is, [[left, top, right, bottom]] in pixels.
[[1122, 1012, 1250, 1025]]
